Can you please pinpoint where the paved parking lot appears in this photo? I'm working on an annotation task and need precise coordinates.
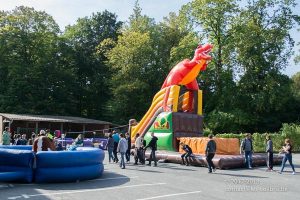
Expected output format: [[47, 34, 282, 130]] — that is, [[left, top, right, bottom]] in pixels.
[[1, 152, 299, 200]]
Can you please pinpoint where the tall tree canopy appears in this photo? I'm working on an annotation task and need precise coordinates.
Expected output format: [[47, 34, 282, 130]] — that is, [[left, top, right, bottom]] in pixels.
[[62, 10, 122, 120], [0, 6, 74, 114], [106, 2, 191, 123]]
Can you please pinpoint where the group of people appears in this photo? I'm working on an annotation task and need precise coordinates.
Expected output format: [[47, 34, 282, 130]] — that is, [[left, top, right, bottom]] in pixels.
[[106, 131, 158, 169], [1, 127, 36, 145], [172, 133, 297, 175], [1, 127, 85, 153], [180, 134, 217, 173], [241, 133, 296, 174]]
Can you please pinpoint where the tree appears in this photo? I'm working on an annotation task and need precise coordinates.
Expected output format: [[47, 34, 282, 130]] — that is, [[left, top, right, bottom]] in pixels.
[[0, 6, 76, 115], [233, 0, 298, 132], [291, 72, 300, 100], [290, 72, 300, 121], [179, 0, 242, 132], [106, 2, 193, 124], [63, 10, 122, 120]]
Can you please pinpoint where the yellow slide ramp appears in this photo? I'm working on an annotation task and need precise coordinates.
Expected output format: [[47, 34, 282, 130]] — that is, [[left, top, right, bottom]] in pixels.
[[131, 86, 180, 140]]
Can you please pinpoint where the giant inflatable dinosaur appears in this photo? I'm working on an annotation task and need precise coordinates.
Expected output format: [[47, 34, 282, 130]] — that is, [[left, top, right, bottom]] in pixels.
[[161, 44, 213, 90]]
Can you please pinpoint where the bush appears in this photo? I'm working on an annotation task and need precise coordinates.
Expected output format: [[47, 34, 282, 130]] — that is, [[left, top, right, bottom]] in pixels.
[[203, 128, 213, 137], [214, 123, 300, 152], [280, 123, 300, 152]]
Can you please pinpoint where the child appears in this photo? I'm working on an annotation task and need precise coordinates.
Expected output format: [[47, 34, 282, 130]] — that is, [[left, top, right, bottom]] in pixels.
[[180, 142, 193, 166]]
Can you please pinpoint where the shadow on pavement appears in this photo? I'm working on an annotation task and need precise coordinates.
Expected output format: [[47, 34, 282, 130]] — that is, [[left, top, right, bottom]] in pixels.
[[156, 163, 197, 171], [124, 168, 163, 173], [32, 171, 132, 189], [1, 171, 134, 200]]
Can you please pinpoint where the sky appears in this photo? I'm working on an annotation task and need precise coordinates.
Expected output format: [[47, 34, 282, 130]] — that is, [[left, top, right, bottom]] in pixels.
[[0, 0, 299, 76]]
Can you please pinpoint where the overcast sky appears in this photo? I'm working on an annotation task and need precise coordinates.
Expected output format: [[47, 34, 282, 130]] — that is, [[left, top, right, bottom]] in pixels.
[[0, 0, 299, 76]]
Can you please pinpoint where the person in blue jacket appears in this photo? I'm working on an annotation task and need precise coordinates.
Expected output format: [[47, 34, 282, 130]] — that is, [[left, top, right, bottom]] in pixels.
[[112, 130, 120, 163]]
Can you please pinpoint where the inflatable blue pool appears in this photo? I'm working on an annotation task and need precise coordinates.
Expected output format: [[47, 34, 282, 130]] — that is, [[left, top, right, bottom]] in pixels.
[[0, 146, 105, 183], [35, 147, 105, 183], [0, 145, 32, 150], [0, 148, 34, 183]]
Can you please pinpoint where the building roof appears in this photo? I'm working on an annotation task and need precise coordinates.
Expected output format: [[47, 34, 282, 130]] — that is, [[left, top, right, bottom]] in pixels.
[[0, 113, 111, 125]]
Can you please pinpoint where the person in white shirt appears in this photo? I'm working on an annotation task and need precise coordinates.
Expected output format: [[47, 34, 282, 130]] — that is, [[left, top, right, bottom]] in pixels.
[[134, 133, 144, 165]]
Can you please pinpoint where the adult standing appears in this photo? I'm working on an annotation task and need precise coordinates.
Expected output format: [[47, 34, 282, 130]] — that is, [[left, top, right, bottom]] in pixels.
[[107, 133, 115, 163], [117, 133, 128, 169], [125, 132, 131, 163], [205, 134, 217, 173], [145, 132, 158, 167], [134, 133, 143, 165], [266, 135, 273, 171], [2, 127, 11, 145], [112, 130, 120, 163], [240, 133, 254, 169], [279, 139, 296, 175]]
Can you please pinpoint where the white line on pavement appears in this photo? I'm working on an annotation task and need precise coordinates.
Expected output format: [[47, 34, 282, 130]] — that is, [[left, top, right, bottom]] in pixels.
[[21, 194, 29, 199], [7, 182, 167, 199], [136, 191, 202, 200]]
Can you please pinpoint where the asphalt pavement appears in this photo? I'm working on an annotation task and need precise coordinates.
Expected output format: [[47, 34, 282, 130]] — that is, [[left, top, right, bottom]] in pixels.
[[1, 151, 299, 200]]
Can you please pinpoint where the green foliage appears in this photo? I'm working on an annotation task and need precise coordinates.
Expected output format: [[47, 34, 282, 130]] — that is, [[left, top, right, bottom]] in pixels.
[[0, 6, 74, 115], [106, 4, 192, 123], [206, 110, 254, 133], [0, 7, 122, 120], [203, 128, 213, 137], [0, 1, 299, 133], [230, 0, 298, 132], [215, 124, 300, 152], [62, 10, 122, 120], [291, 72, 300, 101], [280, 123, 300, 152], [182, 0, 299, 133]]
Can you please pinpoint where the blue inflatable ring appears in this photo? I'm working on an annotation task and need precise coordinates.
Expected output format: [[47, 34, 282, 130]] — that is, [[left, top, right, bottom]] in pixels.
[[0, 147, 34, 183], [0, 146, 105, 183], [35, 147, 105, 183]]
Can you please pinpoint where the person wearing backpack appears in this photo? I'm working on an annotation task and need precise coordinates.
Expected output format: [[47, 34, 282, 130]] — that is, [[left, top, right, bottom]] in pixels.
[[240, 133, 254, 169], [205, 134, 217, 173]]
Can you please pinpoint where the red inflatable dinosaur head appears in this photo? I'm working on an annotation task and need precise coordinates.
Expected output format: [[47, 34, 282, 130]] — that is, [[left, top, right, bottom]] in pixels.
[[192, 43, 213, 63]]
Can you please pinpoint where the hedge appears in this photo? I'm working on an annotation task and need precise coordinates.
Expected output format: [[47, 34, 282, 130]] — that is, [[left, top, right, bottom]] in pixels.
[[211, 123, 300, 153]]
